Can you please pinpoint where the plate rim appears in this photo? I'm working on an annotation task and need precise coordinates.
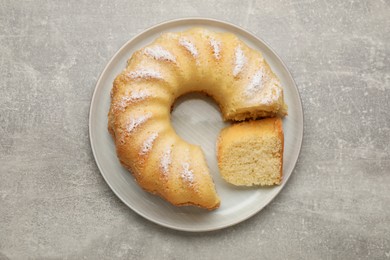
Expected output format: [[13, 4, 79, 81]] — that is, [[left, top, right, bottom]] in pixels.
[[89, 17, 304, 232]]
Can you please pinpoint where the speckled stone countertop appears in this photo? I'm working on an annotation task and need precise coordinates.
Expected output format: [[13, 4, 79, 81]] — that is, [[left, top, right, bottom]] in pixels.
[[0, 1, 389, 259]]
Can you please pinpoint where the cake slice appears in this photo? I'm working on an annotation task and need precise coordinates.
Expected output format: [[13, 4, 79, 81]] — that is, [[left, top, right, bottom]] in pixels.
[[217, 118, 284, 186]]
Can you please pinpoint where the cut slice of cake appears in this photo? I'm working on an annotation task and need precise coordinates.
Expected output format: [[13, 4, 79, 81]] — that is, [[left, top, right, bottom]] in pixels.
[[217, 118, 284, 186]]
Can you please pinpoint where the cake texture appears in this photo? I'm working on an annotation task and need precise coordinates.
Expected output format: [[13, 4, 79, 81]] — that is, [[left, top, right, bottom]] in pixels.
[[217, 118, 284, 186], [108, 28, 287, 209]]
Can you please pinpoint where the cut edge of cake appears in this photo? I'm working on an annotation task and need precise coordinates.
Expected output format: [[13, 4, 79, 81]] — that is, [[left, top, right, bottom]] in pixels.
[[217, 117, 284, 186]]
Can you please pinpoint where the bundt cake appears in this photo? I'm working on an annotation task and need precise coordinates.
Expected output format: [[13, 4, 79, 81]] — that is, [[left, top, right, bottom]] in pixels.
[[108, 28, 287, 210], [217, 118, 284, 186]]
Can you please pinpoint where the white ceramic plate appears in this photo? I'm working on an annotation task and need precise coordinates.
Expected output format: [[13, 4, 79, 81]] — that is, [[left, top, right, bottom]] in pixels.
[[89, 18, 303, 232]]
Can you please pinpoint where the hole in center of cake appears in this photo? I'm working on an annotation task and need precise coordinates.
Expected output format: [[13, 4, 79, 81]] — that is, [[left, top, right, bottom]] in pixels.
[[171, 92, 230, 173]]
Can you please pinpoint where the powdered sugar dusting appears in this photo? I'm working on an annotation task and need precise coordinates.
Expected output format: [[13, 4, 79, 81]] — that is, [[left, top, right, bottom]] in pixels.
[[245, 70, 281, 105], [126, 112, 152, 133], [140, 132, 158, 155], [258, 88, 274, 105], [129, 89, 150, 100], [160, 147, 171, 176], [210, 38, 221, 59], [258, 82, 281, 105], [144, 45, 176, 63], [128, 68, 162, 80], [272, 87, 281, 103], [115, 90, 150, 111], [233, 46, 247, 77], [181, 162, 194, 185], [179, 38, 198, 58], [245, 69, 264, 95]]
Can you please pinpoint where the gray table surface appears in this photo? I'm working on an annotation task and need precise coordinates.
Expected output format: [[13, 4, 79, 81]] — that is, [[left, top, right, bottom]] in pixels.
[[1, 1, 389, 259]]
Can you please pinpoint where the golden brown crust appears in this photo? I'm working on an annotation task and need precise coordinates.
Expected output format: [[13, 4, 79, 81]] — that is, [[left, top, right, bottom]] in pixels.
[[109, 28, 287, 210]]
